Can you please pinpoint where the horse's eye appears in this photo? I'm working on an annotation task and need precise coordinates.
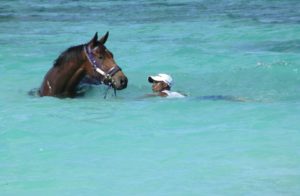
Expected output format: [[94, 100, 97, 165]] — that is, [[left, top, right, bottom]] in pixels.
[[99, 56, 104, 60]]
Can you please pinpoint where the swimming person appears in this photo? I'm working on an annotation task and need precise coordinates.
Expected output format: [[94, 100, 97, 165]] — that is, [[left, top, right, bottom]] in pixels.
[[147, 73, 186, 98]]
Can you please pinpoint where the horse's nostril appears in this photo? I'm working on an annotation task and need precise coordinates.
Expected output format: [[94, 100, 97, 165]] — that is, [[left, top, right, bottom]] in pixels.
[[121, 77, 128, 87]]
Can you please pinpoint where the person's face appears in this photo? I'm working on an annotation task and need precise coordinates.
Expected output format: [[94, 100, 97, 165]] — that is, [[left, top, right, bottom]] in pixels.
[[152, 81, 168, 92]]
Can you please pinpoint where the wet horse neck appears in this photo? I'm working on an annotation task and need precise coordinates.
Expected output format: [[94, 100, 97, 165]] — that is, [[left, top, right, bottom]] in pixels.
[[62, 62, 86, 96], [44, 60, 86, 97]]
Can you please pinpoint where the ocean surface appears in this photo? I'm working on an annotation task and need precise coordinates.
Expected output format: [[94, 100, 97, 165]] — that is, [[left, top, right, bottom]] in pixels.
[[1, 0, 300, 195]]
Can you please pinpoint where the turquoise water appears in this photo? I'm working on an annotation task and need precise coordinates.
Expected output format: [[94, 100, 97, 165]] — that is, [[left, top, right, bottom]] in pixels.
[[1, 0, 300, 195]]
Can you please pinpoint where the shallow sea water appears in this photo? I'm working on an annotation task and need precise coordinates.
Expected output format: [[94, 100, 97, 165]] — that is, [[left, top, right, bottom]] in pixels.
[[1, 0, 300, 195]]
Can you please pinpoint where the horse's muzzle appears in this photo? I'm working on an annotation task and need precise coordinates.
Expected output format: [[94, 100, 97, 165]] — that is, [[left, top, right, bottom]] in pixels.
[[113, 76, 128, 90]]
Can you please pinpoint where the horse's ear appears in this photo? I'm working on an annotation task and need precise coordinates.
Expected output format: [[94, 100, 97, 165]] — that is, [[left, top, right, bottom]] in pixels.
[[99, 31, 109, 45], [88, 32, 98, 47]]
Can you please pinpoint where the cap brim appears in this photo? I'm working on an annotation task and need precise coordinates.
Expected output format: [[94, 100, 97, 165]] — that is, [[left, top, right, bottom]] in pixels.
[[148, 76, 163, 83], [148, 76, 154, 83]]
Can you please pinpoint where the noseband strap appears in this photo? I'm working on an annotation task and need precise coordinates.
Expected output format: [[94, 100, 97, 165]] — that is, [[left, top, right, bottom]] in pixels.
[[84, 45, 121, 84]]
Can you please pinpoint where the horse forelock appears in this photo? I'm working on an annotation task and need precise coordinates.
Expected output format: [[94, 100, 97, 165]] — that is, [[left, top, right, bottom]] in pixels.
[[53, 44, 84, 67]]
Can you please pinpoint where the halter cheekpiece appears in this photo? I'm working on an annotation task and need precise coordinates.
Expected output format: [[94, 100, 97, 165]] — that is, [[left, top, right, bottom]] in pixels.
[[84, 45, 121, 86]]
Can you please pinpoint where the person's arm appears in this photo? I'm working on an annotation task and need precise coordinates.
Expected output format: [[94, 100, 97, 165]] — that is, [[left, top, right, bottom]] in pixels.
[[158, 92, 168, 97], [136, 93, 159, 99]]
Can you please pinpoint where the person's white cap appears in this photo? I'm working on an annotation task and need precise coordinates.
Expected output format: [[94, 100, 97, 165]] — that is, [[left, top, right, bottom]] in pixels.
[[148, 73, 173, 87]]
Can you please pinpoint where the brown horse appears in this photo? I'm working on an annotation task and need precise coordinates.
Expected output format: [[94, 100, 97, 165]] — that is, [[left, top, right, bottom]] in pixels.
[[39, 32, 128, 98]]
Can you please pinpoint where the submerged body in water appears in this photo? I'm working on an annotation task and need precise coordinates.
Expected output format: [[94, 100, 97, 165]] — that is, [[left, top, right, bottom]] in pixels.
[[196, 95, 248, 102]]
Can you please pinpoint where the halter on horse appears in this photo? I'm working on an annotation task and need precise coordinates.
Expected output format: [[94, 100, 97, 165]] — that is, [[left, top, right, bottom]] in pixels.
[[38, 32, 128, 98]]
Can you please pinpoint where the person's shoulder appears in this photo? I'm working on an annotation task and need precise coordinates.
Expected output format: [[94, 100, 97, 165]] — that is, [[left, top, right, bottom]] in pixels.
[[162, 90, 185, 98], [137, 92, 166, 99]]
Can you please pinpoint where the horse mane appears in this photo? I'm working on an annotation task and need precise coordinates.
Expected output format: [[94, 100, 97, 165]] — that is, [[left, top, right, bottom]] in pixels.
[[53, 44, 85, 67]]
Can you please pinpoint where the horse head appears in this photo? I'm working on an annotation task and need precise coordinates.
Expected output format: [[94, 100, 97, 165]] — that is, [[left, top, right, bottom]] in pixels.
[[83, 32, 128, 90], [39, 32, 128, 97]]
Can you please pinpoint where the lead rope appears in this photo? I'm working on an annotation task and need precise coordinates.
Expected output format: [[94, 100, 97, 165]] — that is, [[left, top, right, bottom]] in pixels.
[[103, 85, 117, 99], [104, 85, 111, 99]]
